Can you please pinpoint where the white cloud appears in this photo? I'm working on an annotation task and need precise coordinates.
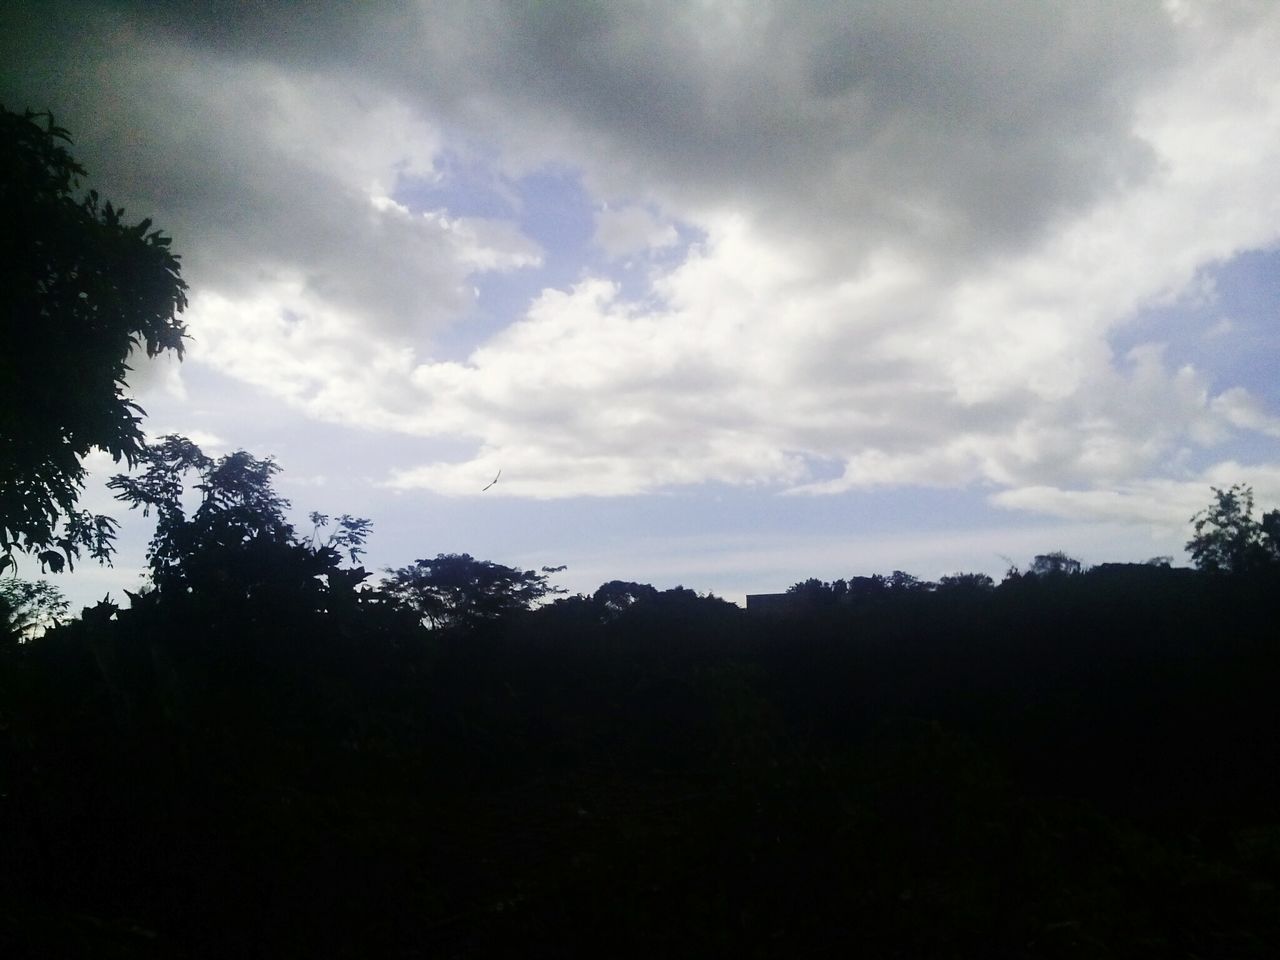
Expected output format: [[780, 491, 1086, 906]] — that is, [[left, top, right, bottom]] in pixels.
[[370, 195, 543, 272], [184, 282, 424, 433], [123, 350, 188, 404], [143, 428, 228, 454], [593, 205, 679, 258], [369, 2, 1278, 507], [1205, 317, 1236, 339], [420, 212, 543, 272], [383, 201, 1270, 500], [6, 1, 1280, 532], [1210, 388, 1280, 438], [992, 460, 1280, 530]]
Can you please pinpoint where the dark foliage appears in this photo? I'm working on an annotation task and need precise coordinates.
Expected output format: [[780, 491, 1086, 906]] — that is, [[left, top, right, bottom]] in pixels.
[[1028, 550, 1084, 577], [382, 553, 565, 630], [106, 436, 375, 605], [0, 577, 69, 643], [937, 571, 995, 592], [3, 479, 1280, 957], [0, 107, 187, 574], [1187, 483, 1280, 574]]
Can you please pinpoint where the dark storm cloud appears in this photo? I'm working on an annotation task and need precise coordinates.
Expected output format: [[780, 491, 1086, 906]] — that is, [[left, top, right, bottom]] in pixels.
[[424, 1, 1174, 265], [1, 1, 501, 337], [12, 0, 1176, 272]]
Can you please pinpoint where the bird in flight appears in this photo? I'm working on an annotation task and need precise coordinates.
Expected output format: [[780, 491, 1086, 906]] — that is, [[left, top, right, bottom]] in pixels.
[[482, 469, 501, 492]]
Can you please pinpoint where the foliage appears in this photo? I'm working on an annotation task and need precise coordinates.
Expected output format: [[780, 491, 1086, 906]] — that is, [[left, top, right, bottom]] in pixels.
[[0, 577, 69, 642], [885, 568, 930, 591], [382, 553, 565, 630], [107, 435, 371, 601], [542, 582, 738, 632], [1187, 483, 1280, 574], [1028, 551, 1083, 577], [306, 511, 373, 564], [5, 522, 1280, 955], [591, 580, 660, 621], [786, 576, 841, 606], [0, 107, 187, 573], [8, 458, 1280, 954], [786, 571, 945, 608], [937, 571, 995, 592]]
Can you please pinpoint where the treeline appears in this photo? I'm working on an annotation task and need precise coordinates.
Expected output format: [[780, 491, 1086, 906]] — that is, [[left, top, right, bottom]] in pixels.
[[2, 443, 1279, 957]]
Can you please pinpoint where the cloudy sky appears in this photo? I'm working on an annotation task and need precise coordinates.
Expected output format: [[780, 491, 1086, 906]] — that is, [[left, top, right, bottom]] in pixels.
[[6, 0, 1280, 607]]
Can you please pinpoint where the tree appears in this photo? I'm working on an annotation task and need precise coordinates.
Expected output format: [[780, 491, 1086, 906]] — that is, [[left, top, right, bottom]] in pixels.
[[0, 107, 187, 574], [0, 577, 69, 643], [1186, 484, 1280, 574], [108, 435, 371, 602], [592, 580, 659, 621], [1028, 552, 1083, 577], [383, 554, 565, 630], [937, 572, 995, 593], [846, 575, 889, 600], [886, 569, 932, 592], [786, 577, 838, 607]]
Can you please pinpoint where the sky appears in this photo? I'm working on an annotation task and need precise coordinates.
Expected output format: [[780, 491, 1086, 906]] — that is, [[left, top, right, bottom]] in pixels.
[[4, 0, 1280, 609]]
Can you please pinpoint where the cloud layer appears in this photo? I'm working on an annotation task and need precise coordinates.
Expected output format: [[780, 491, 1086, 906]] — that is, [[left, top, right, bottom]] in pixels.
[[6, 0, 1280, 529]]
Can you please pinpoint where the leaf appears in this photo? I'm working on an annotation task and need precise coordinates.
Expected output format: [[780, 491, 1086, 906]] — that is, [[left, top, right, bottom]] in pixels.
[[38, 550, 65, 574]]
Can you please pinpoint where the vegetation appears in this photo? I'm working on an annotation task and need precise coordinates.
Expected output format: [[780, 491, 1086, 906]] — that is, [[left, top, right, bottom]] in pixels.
[[383, 553, 565, 630], [106, 435, 374, 603], [0, 107, 187, 575], [1187, 482, 1280, 574], [0, 577, 68, 643], [3, 459, 1278, 956]]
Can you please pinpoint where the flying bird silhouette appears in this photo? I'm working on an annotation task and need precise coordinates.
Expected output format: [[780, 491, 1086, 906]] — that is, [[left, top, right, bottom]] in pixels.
[[482, 469, 501, 492]]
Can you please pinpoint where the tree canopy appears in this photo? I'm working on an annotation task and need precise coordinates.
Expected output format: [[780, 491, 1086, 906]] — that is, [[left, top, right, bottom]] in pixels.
[[1027, 551, 1083, 577], [1186, 483, 1280, 574], [0, 577, 68, 643], [108, 435, 372, 606], [383, 554, 565, 630], [0, 107, 187, 574]]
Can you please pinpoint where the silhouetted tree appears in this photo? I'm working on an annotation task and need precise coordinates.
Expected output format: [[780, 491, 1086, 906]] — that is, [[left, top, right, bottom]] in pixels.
[[1186, 483, 1280, 574], [107, 435, 371, 603], [846, 575, 889, 600], [886, 569, 931, 592], [383, 554, 565, 630], [937, 572, 995, 592], [0, 108, 187, 574], [1028, 551, 1083, 577], [787, 577, 838, 607], [592, 580, 660, 621], [0, 576, 69, 643]]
